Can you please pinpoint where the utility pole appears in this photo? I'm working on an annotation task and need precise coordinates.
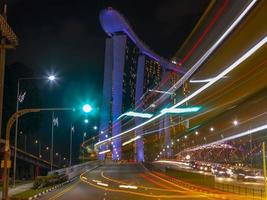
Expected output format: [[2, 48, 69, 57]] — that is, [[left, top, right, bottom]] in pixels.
[[0, 4, 18, 140], [69, 124, 74, 167], [262, 142, 267, 200], [50, 112, 54, 171], [13, 79, 20, 187]]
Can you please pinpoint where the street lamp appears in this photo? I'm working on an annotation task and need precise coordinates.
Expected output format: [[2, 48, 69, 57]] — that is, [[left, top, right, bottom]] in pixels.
[[93, 126, 98, 130], [34, 140, 41, 158], [48, 75, 56, 81], [13, 75, 57, 187], [84, 119, 89, 124], [18, 131, 27, 152], [233, 120, 239, 126]]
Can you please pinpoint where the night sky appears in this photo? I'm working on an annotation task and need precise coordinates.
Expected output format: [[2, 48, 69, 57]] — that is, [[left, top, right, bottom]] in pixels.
[[4, 0, 210, 164]]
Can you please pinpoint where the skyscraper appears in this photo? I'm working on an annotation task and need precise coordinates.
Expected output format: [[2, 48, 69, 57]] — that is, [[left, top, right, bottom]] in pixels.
[[99, 7, 184, 161]]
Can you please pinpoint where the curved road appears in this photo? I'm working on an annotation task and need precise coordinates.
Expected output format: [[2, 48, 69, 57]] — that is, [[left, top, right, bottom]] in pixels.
[[39, 163, 257, 200]]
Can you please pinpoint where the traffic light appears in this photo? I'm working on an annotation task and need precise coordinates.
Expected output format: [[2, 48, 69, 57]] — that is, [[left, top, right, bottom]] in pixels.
[[82, 104, 93, 113]]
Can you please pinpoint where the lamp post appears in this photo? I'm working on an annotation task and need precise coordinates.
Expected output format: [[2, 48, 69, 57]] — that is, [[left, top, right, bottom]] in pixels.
[[45, 146, 50, 161], [82, 132, 87, 163], [13, 75, 56, 187], [18, 131, 27, 152], [69, 124, 74, 167], [34, 140, 41, 158], [80, 104, 93, 163]]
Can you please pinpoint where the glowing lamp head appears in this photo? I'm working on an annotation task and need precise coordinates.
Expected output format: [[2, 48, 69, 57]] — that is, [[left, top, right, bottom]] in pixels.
[[84, 119, 89, 124], [83, 104, 93, 113], [48, 75, 56, 81], [186, 155, 191, 160], [233, 120, 239, 126]]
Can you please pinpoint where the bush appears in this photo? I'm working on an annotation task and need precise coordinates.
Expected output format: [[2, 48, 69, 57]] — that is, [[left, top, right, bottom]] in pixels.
[[33, 173, 68, 189]]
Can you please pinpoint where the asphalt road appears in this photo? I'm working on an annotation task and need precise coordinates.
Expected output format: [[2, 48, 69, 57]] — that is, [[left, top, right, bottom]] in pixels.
[[39, 163, 257, 200]]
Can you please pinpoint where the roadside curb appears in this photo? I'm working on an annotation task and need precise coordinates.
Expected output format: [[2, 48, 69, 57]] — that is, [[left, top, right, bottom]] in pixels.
[[27, 164, 101, 200], [27, 179, 73, 200]]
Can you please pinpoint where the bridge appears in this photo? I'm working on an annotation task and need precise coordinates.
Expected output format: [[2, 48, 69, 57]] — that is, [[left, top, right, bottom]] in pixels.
[[0, 139, 59, 180]]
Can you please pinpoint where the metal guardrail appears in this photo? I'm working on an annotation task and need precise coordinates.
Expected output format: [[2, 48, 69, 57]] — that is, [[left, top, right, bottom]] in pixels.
[[215, 182, 264, 200]]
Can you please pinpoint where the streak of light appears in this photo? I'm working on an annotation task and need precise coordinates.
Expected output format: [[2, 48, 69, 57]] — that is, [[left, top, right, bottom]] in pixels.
[[119, 185, 138, 189], [161, 107, 201, 114], [189, 78, 214, 83], [189, 123, 267, 151], [148, 89, 175, 95], [92, 180, 102, 183], [189, 76, 228, 83], [154, 160, 190, 167], [98, 149, 111, 155], [97, 182, 109, 187], [122, 136, 141, 146], [117, 111, 153, 119]]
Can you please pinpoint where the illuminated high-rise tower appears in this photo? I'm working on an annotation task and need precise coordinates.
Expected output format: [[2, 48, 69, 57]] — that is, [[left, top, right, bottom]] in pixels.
[[99, 8, 184, 161]]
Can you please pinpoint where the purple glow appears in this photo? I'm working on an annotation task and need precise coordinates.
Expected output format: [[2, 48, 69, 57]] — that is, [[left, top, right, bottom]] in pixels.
[[99, 8, 185, 74]]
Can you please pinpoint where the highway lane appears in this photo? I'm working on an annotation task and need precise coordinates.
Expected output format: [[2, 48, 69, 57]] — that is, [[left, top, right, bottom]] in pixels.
[[40, 163, 258, 200]]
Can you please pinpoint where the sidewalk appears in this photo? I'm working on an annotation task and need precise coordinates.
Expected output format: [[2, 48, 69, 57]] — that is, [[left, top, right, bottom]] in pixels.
[[0, 182, 33, 197]]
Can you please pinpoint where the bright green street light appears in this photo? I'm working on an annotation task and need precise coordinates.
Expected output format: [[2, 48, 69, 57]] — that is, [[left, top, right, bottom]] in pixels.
[[83, 104, 93, 113]]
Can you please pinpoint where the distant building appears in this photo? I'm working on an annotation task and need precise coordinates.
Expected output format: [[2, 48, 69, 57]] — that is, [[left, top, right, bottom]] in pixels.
[[98, 8, 184, 161]]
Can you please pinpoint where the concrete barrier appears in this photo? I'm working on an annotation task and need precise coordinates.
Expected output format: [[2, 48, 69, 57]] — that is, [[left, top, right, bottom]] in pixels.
[[48, 160, 101, 180]]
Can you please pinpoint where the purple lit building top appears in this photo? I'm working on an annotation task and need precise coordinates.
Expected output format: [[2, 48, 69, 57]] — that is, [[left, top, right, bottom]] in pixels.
[[99, 8, 186, 74]]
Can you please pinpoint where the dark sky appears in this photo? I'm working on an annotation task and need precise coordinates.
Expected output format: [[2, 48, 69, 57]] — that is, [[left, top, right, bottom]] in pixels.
[[5, 0, 210, 163]]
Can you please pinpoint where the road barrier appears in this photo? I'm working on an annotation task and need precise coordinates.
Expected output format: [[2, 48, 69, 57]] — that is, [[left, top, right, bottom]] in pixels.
[[48, 160, 101, 180]]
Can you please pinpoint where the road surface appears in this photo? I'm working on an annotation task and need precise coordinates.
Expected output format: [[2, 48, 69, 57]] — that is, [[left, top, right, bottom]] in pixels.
[[39, 163, 258, 200]]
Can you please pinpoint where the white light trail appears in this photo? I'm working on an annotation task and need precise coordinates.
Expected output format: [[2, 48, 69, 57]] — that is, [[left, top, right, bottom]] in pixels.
[[97, 182, 109, 187], [154, 160, 190, 166], [122, 136, 141, 146], [95, 1, 260, 148], [148, 89, 174, 95], [92, 179, 102, 183], [189, 124, 267, 151], [161, 107, 201, 114], [119, 185, 138, 189], [98, 149, 111, 155], [189, 78, 214, 83], [117, 111, 153, 119], [189, 76, 228, 83]]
